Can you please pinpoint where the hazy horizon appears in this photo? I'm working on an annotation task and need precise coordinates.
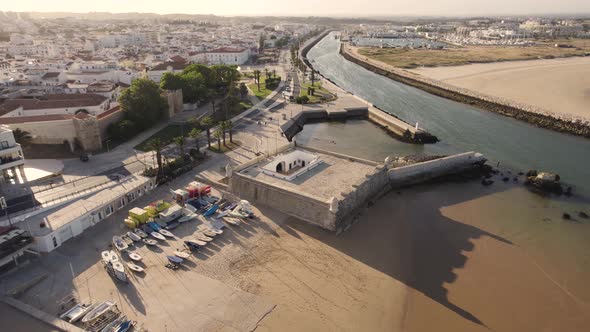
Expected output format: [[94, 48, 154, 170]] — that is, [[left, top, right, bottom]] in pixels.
[[2, 0, 590, 18]]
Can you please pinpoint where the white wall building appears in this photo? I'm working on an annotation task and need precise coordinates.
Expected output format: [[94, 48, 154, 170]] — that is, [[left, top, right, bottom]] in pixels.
[[22, 175, 156, 253], [206, 47, 250, 65], [0, 125, 26, 184]]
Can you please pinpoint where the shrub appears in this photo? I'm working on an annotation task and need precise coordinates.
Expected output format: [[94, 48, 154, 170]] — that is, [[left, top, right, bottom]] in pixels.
[[296, 95, 309, 104]]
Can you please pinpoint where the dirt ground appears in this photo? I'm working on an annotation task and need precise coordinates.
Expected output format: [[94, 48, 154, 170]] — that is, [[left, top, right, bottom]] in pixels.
[[358, 41, 590, 69]]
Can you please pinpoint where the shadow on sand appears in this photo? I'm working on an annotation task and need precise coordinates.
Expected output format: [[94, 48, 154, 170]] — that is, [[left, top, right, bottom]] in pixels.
[[270, 177, 516, 328]]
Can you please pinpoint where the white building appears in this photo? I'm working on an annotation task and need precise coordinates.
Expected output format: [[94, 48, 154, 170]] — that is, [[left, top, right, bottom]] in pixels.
[[23, 175, 155, 253], [262, 150, 322, 181], [206, 47, 250, 65], [0, 125, 26, 184]]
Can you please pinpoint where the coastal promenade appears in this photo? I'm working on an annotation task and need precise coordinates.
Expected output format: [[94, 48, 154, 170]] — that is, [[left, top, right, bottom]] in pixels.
[[340, 42, 590, 138]]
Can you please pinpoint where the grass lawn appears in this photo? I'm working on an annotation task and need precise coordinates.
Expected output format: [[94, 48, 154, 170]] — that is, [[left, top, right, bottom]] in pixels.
[[358, 43, 590, 69], [134, 124, 197, 151], [207, 140, 241, 154], [299, 82, 336, 103], [247, 76, 281, 100]]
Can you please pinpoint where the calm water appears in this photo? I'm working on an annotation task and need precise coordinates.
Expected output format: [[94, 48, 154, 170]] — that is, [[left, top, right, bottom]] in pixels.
[[352, 37, 447, 49], [306, 32, 590, 198]]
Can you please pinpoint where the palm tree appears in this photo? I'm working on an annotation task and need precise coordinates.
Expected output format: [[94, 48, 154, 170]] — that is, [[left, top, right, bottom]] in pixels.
[[201, 116, 214, 148], [146, 138, 164, 179], [213, 128, 223, 151], [13, 128, 33, 147], [253, 70, 261, 91], [225, 120, 234, 143], [310, 70, 316, 86], [264, 68, 270, 80], [188, 128, 202, 153], [173, 136, 185, 157], [272, 69, 276, 79], [220, 121, 227, 146]]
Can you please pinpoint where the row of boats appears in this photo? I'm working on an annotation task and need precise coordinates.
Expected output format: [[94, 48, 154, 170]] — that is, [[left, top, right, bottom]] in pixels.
[[60, 300, 133, 332], [105, 195, 254, 277]]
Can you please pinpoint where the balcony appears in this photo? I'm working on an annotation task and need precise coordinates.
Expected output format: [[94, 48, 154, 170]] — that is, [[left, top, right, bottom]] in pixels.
[[0, 156, 24, 170]]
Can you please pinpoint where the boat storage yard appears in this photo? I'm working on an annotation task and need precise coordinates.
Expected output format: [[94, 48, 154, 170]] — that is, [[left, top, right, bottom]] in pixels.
[[0, 171, 276, 332]]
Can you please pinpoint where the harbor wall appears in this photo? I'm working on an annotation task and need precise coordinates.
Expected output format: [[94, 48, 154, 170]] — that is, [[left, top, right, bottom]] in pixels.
[[334, 165, 390, 233], [388, 152, 487, 187], [229, 172, 336, 230], [281, 107, 437, 143], [339, 42, 590, 139]]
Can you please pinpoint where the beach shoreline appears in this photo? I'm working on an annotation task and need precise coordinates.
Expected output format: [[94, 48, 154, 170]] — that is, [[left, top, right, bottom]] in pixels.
[[340, 43, 590, 138]]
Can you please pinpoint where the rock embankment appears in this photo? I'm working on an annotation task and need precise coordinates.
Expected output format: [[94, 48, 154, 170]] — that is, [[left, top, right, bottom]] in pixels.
[[340, 43, 590, 139]]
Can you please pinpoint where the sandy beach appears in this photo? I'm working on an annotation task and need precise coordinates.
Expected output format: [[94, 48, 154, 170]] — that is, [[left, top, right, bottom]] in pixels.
[[410, 57, 590, 121], [215, 177, 590, 332]]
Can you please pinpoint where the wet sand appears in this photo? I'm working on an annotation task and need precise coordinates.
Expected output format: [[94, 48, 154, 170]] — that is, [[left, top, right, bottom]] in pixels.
[[227, 177, 590, 331], [410, 57, 590, 121]]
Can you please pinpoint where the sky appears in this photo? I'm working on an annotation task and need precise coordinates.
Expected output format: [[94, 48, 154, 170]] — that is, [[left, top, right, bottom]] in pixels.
[[2, 0, 589, 17]]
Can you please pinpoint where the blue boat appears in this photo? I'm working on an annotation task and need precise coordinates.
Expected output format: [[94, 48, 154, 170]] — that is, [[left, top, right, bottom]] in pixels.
[[116, 320, 133, 332], [203, 205, 219, 217], [147, 221, 162, 232], [167, 255, 183, 264]]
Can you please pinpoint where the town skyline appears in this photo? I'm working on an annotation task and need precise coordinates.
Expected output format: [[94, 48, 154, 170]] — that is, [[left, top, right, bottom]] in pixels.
[[2, 0, 590, 17]]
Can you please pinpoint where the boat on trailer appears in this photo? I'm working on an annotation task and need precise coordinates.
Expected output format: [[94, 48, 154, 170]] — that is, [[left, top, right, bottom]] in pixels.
[[101, 250, 118, 264], [142, 238, 158, 246], [174, 251, 191, 259], [60, 303, 94, 323], [158, 229, 174, 238], [81, 301, 116, 323], [112, 236, 128, 251], [150, 231, 166, 241], [126, 232, 141, 242], [134, 228, 148, 238], [127, 251, 142, 261], [195, 233, 214, 242], [126, 263, 144, 273]]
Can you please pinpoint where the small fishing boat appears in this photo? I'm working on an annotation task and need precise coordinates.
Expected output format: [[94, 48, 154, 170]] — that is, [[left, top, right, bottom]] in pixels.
[[178, 212, 196, 223], [100, 315, 125, 332], [195, 233, 214, 242], [127, 251, 142, 261], [150, 231, 166, 241], [142, 238, 158, 246], [165, 221, 179, 230], [184, 241, 201, 251], [134, 228, 148, 238], [81, 301, 116, 323], [122, 235, 134, 247], [60, 303, 94, 323], [206, 227, 223, 235], [115, 319, 133, 332], [167, 255, 183, 265], [112, 261, 125, 274], [202, 229, 217, 237], [101, 250, 118, 263], [158, 229, 174, 238], [223, 217, 241, 226], [147, 221, 162, 232], [174, 251, 191, 259], [127, 232, 141, 242], [203, 204, 219, 217], [112, 236, 128, 251], [126, 263, 144, 273]]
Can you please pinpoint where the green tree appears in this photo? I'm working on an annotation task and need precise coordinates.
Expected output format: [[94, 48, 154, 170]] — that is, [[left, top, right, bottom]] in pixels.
[[181, 71, 207, 103], [213, 128, 223, 151], [13, 128, 32, 147], [173, 136, 185, 156], [201, 116, 214, 148], [119, 79, 167, 130], [259, 34, 265, 52], [310, 70, 316, 86], [239, 83, 248, 100], [188, 127, 202, 153], [160, 72, 185, 91], [264, 68, 270, 80], [146, 138, 164, 180], [224, 120, 234, 143]]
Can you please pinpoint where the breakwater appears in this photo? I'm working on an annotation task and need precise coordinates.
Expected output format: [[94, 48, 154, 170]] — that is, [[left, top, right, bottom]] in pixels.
[[280, 107, 438, 143], [340, 43, 590, 139]]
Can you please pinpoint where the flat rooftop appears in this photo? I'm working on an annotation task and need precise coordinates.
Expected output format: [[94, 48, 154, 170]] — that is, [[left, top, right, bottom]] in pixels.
[[239, 148, 378, 201]]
